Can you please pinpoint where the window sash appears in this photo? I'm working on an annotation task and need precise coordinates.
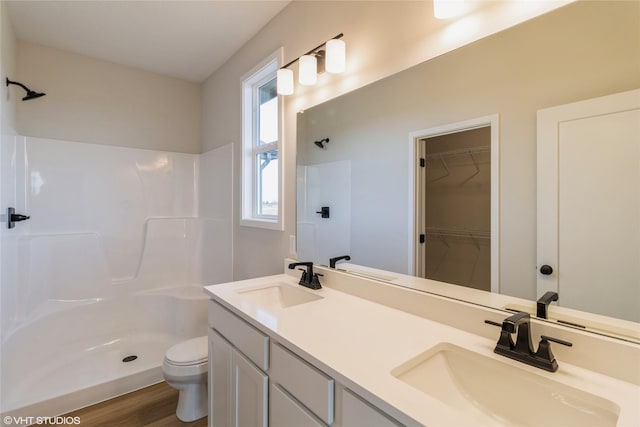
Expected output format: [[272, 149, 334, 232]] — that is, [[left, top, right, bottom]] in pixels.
[[240, 49, 283, 230]]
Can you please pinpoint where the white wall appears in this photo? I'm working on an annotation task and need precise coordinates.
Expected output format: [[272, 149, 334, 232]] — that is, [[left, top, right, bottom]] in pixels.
[[1, 0, 17, 135], [15, 42, 201, 153], [199, 143, 234, 285], [201, 0, 572, 280]]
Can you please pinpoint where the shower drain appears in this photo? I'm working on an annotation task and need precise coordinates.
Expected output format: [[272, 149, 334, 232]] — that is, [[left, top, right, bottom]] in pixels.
[[122, 355, 138, 363]]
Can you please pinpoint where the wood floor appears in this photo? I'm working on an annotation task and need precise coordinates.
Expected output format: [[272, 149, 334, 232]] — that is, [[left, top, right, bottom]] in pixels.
[[44, 382, 207, 427]]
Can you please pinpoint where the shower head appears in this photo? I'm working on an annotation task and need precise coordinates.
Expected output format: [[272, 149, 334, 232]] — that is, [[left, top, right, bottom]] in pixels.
[[22, 90, 46, 101], [314, 138, 329, 149], [6, 78, 46, 101]]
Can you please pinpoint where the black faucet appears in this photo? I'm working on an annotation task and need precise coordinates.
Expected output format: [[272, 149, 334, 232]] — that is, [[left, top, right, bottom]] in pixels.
[[536, 291, 559, 319], [288, 262, 322, 290], [488, 311, 572, 372], [329, 255, 351, 268]]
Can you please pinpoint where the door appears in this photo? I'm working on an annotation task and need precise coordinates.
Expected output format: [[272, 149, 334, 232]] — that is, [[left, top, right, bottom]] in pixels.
[[537, 89, 640, 322], [209, 329, 268, 427], [232, 348, 268, 427], [412, 114, 500, 292], [209, 330, 233, 427]]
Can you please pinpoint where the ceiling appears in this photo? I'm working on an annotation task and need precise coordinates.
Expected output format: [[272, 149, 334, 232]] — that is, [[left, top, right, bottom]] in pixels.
[[5, 0, 291, 83]]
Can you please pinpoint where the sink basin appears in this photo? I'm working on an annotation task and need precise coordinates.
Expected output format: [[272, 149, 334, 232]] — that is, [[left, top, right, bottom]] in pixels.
[[391, 343, 619, 427], [237, 283, 323, 310]]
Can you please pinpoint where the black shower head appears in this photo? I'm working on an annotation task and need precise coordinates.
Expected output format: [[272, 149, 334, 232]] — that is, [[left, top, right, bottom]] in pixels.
[[22, 90, 46, 101], [314, 138, 329, 149], [6, 78, 46, 101]]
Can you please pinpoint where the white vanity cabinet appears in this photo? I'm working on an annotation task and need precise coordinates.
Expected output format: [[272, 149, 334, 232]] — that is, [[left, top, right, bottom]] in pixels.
[[208, 301, 269, 427], [208, 299, 404, 427]]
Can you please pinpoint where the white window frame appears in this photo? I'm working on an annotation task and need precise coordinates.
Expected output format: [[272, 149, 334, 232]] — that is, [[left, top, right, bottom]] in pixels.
[[240, 49, 285, 230]]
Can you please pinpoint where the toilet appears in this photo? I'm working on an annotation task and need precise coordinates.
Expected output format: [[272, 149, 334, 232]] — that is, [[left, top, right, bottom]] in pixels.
[[162, 336, 208, 422]]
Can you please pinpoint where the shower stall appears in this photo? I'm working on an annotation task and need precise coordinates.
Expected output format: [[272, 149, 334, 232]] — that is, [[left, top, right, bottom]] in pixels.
[[0, 135, 232, 420]]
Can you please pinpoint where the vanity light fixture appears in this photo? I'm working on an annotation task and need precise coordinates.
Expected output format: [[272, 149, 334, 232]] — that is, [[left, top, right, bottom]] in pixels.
[[325, 38, 346, 74], [277, 33, 345, 96], [433, 0, 466, 19], [277, 68, 294, 95], [299, 54, 318, 86]]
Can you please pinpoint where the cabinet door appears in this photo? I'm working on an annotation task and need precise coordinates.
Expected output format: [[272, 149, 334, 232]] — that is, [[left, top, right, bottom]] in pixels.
[[270, 384, 326, 427], [209, 330, 233, 427], [232, 349, 268, 427]]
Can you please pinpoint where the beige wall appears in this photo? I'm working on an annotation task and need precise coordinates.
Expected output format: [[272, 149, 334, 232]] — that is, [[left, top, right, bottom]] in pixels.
[[15, 42, 201, 153], [201, 0, 569, 280], [1, 1, 17, 135], [298, 0, 640, 299]]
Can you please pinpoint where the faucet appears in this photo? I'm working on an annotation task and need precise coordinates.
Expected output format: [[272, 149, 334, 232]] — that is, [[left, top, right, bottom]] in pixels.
[[487, 311, 572, 372], [329, 255, 351, 268], [536, 291, 558, 319], [288, 262, 322, 290]]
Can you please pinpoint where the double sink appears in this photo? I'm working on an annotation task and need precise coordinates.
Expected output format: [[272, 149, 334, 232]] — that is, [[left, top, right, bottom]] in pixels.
[[232, 279, 622, 426]]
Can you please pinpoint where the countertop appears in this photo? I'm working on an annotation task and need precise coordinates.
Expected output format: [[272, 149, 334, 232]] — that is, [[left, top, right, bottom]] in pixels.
[[205, 273, 640, 426]]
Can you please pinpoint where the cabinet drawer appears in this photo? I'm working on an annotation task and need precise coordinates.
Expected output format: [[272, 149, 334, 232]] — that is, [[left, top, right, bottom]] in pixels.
[[270, 384, 326, 427], [209, 300, 269, 371], [270, 343, 334, 425], [340, 388, 403, 427]]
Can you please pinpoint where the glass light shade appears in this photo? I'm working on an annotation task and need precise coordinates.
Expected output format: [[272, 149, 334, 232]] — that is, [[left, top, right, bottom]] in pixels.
[[433, 0, 465, 19], [277, 68, 294, 95], [325, 39, 346, 74], [298, 55, 317, 86]]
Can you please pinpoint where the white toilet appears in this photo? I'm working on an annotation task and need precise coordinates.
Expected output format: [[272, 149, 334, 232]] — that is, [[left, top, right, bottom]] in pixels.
[[162, 335, 208, 422]]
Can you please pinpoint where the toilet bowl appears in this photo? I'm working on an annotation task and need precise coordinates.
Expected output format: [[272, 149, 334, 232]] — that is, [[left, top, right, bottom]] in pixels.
[[162, 336, 208, 422]]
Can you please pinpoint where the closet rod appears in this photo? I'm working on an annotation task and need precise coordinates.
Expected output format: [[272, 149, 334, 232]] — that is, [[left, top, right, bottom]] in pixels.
[[425, 227, 490, 239]]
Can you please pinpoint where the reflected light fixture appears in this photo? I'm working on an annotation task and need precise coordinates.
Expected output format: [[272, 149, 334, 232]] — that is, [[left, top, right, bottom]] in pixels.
[[277, 33, 345, 96], [433, 0, 465, 19]]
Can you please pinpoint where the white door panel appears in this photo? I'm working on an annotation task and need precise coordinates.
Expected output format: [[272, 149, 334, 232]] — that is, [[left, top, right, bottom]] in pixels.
[[537, 89, 640, 322]]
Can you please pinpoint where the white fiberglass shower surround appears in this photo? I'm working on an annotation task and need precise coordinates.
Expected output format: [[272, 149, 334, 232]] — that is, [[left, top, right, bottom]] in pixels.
[[0, 135, 232, 419]]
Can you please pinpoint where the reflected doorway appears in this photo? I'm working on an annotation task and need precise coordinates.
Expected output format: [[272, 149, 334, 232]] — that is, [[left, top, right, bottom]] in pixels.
[[411, 115, 500, 292]]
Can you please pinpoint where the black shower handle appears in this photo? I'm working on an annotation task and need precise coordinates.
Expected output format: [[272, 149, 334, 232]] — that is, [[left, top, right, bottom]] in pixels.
[[7, 207, 30, 229]]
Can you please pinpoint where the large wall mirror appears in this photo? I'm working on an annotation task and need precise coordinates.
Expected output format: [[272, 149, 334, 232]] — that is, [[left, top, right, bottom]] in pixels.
[[296, 1, 640, 341]]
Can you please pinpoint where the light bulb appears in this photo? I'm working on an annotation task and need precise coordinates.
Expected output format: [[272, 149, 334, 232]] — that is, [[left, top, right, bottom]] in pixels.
[[299, 55, 317, 86], [325, 39, 346, 74], [277, 68, 294, 95]]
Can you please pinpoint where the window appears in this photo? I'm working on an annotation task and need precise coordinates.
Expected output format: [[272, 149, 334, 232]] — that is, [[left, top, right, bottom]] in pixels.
[[241, 50, 283, 230]]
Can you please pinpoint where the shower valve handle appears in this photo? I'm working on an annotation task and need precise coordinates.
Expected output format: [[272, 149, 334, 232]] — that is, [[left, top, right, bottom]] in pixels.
[[7, 207, 30, 229]]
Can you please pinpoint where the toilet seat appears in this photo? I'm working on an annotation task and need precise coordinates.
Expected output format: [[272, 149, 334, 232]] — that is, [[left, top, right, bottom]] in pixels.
[[165, 336, 208, 366]]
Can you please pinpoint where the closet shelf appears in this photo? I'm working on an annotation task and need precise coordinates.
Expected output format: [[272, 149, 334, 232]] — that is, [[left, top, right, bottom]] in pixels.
[[425, 145, 490, 184], [425, 227, 490, 239], [425, 227, 490, 250], [425, 145, 490, 161]]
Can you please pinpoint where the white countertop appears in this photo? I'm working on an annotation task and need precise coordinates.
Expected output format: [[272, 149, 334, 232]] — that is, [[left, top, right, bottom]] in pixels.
[[205, 273, 640, 426]]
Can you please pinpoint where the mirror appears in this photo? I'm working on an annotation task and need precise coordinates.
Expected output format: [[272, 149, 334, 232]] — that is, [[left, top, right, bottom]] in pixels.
[[296, 1, 640, 341]]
